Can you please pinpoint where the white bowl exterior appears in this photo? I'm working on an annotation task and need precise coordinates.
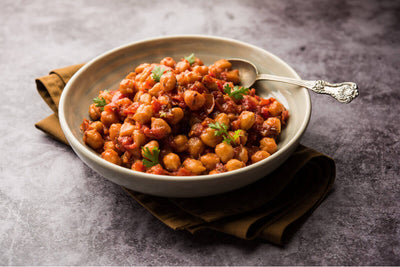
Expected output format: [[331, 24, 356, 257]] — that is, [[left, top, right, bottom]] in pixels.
[[59, 35, 311, 197]]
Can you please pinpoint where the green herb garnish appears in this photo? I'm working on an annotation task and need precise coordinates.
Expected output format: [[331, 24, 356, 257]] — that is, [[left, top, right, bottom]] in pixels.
[[208, 122, 243, 145], [142, 146, 160, 168], [209, 122, 228, 136], [231, 130, 243, 143], [184, 53, 196, 65], [151, 66, 165, 82], [223, 84, 250, 100], [93, 97, 107, 111]]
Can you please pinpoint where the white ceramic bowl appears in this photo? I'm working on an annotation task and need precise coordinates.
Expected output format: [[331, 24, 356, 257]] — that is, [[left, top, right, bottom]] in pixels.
[[59, 35, 311, 198]]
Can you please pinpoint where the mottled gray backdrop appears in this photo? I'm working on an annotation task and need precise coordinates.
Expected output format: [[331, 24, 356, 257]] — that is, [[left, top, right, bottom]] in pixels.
[[0, 0, 399, 265]]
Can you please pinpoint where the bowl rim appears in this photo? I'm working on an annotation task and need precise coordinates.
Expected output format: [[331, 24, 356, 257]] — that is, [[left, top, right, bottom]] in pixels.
[[59, 34, 311, 183]]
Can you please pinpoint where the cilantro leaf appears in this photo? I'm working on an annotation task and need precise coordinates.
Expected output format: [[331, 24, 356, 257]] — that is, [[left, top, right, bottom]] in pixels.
[[208, 122, 228, 136], [151, 66, 165, 82], [93, 97, 107, 111], [223, 84, 250, 100], [142, 146, 160, 168], [184, 53, 196, 65], [222, 135, 232, 144], [208, 122, 242, 145], [231, 130, 243, 142]]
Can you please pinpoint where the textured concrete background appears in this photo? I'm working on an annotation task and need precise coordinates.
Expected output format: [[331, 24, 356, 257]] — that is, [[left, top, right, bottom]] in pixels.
[[1, 0, 399, 265]]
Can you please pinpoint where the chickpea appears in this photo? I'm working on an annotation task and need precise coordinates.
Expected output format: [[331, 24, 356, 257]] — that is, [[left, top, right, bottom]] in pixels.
[[133, 104, 153, 124], [133, 130, 146, 147], [151, 118, 172, 135], [214, 113, 230, 126], [263, 117, 281, 135], [103, 141, 115, 151], [83, 129, 104, 150], [109, 123, 121, 141], [100, 110, 119, 127], [200, 127, 222, 147], [238, 111, 256, 130], [157, 95, 170, 105], [187, 137, 205, 158], [200, 153, 220, 170], [125, 72, 136, 80], [119, 122, 135, 137], [182, 158, 206, 175], [251, 150, 270, 163], [137, 67, 152, 83], [202, 74, 219, 90], [173, 135, 188, 153], [138, 93, 152, 105], [116, 97, 133, 110], [149, 82, 163, 96], [260, 137, 278, 154], [234, 146, 249, 163], [192, 57, 204, 66], [119, 79, 136, 96], [163, 153, 181, 171], [90, 121, 104, 134], [223, 69, 240, 84], [175, 60, 190, 73], [98, 91, 112, 103], [135, 63, 150, 74], [121, 151, 131, 167], [141, 140, 159, 158], [101, 149, 122, 165], [185, 71, 202, 84], [89, 103, 102, 121], [160, 57, 176, 68], [133, 91, 143, 102], [176, 73, 186, 86], [160, 72, 176, 92], [183, 90, 205, 111], [225, 159, 245, 171], [215, 142, 235, 163], [269, 100, 285, 117], [192, 65, 209, 76], [213, 59, 231, 70], [169, 107, 184, 124], [209, 170, 221, 175]]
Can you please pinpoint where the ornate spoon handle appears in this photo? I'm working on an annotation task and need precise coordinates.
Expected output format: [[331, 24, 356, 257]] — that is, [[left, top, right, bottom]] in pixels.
[[257, 74, 359, 103]]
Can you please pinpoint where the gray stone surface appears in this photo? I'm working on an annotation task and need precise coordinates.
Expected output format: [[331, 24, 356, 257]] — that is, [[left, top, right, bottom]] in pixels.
[[0, 0, 399, 265]]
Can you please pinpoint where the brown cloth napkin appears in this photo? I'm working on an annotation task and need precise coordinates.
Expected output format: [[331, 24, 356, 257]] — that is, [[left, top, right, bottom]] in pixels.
[[35, 65, 335, 245]]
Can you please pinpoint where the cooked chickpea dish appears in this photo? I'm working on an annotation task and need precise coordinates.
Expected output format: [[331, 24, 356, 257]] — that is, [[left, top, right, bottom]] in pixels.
[[80, 54, 289, 176]]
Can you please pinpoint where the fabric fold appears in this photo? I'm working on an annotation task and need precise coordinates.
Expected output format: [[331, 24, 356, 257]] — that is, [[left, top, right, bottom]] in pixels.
[[34, 64, 336, 245]]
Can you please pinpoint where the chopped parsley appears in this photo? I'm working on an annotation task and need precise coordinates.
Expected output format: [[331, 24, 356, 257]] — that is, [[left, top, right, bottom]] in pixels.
[[142, 146, 160, 168], [184, 53, 196, 65], [93, 97, 107, 111], [208, 122, 243, 145], [151, 66, 165, 82], [223, 84, 250, 100]]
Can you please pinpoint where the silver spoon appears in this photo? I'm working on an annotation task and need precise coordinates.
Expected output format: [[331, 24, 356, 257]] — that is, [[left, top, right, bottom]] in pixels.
[[229, 58, 359, 103]]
